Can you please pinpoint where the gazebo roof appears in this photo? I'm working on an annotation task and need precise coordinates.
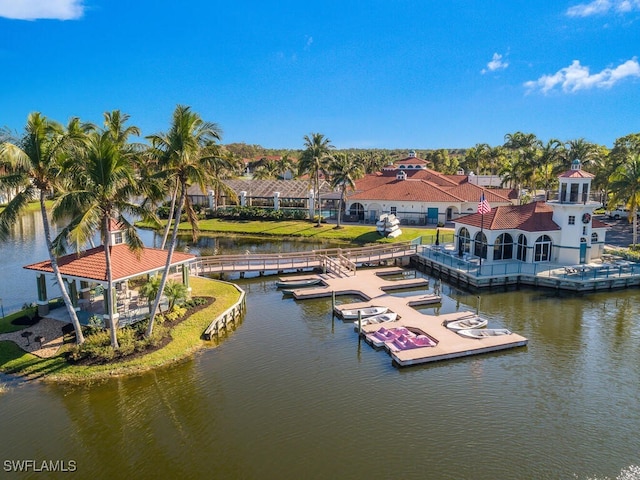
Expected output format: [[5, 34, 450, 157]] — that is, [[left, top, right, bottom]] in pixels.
[[24, 245, 195, 283]]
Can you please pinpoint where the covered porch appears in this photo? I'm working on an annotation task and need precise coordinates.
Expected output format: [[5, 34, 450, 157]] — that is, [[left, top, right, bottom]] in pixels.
[[23, 244, 196, 328]]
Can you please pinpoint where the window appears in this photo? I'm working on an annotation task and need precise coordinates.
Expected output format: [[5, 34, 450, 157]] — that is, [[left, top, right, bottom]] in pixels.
[[534, 235, 552, 262], [390, 206, 397, 215], [457, 228, 471, 255], [592, 232, 598, 243], [493, 233, 514, 260], [474, 231, 488, 259], [517, 234, 527, 261], [113, 232, 123, 245], [568, 216, 575, 225]]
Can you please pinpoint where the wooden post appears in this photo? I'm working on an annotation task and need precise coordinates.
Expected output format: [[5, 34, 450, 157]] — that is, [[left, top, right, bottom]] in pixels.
[[358, 310, 362, 334], [332, 290, 336, 311]]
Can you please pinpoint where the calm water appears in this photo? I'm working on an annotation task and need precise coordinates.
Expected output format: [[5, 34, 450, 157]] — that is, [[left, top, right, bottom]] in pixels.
[[1, 216, 640, 479]]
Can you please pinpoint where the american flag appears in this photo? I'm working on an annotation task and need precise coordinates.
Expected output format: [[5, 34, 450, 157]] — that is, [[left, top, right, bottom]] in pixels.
[[478, 194, 491, 215]]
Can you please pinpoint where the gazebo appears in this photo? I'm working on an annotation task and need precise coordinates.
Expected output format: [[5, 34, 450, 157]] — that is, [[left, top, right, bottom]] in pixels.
[[23, 237, 196, 327]]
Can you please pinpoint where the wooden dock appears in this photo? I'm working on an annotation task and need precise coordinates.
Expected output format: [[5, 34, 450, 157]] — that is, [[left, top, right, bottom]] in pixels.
[[281, 266, 528, 367]]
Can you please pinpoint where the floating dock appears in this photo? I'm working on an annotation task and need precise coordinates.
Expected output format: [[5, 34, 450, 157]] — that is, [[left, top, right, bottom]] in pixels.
[[279, 266, 528, 367]]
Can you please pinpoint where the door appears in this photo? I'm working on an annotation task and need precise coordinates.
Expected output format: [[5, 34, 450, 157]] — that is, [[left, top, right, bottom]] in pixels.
[[579, 240, 587, 263], [427, 208, 439, 224]]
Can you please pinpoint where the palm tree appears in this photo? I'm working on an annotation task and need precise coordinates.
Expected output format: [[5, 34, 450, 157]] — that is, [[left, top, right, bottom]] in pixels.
[[464, 143, 490, 175], [53, 129, 147, 349], [299, 133, 334, 227], [608, 153, 640, 246], [329, 153, 364, 228], [144, 105, 223, 337], [538, 139, 565, 199], [503, 132, 542, 197], [0, 113, 87, 344]]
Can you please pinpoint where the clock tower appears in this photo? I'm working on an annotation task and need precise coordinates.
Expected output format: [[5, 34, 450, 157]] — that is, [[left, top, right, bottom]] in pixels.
[[547, 159, 599, 264]]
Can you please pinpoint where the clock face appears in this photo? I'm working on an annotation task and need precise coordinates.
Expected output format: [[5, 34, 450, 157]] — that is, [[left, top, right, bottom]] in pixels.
[[582, 213, 591, 224]]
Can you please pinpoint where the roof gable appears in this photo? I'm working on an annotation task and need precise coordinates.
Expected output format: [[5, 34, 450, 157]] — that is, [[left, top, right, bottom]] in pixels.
[[455, 201, 561, 232], [24, 245, 195, 282]]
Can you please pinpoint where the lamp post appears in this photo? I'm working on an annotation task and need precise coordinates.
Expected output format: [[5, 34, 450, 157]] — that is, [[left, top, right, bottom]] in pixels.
[[0, 298, 4, 319]]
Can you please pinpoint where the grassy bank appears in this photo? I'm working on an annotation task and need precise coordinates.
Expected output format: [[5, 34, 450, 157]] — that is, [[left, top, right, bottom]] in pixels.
[[0, 199, 54, 213], [0, 277, 241, 383], [140, 218, 439, 244]]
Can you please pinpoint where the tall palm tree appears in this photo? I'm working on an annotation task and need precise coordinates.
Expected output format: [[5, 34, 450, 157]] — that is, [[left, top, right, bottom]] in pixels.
[[608, 153, 640, 246], [144, 105, 223, 337], [538, 139, 565, 199], [329, 152, 364, 228], [0, 113, 87, 344], [503, 132, 542, 196], [53, 130, 147, 349], [464, 143, 490, 175], [299, 133, 334, 227], [563, 138, 599, 168]]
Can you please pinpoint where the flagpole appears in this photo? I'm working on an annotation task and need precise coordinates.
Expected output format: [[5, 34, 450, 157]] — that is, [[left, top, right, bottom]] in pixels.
[[479, 211, 484, 269]]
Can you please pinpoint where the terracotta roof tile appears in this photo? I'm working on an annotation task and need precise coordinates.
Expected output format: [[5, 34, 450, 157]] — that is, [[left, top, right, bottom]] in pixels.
[[349, 179, 465, 202], [456, 201, 561, 232], [24, 245, 195, 282]]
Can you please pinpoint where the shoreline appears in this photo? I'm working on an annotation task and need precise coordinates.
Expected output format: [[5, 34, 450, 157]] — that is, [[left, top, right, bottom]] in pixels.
[[0, 277, 242, 384]]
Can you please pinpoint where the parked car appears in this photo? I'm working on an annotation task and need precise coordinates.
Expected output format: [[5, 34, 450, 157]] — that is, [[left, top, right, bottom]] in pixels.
[[606, 208, 638, 220]]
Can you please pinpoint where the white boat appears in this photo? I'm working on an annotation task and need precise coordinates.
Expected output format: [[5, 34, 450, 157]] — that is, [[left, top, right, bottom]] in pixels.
[[457, 328, 512, 339], [445, 316, 488, 332], [357, 312, 398, 326], [276, 278, 321, 288], [338, 306, 389, 320], [376, 214, 401, 237]]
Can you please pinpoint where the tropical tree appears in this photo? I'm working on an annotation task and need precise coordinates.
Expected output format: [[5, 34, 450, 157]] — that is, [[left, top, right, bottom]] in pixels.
[[538, 139, 565, 199], [563, 138, 599, 169], [299, 133, 334, 226], [164, 280, 188, 311], [144, 105, 223, 337], [464, 143, 490, 175], [328, 152, 364, 228], [0, 113, 87, 344], [252, 159, 280, 179], [503, 132, 542, 195], [53, 128, 149, 349], [608, 153, 640, 246]]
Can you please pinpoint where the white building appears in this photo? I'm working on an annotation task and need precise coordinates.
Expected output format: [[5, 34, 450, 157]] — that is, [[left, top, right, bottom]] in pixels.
[[453, 160, 607, 265]]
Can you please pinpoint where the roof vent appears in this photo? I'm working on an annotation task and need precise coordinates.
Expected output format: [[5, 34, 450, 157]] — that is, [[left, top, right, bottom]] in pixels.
[[396, 171, 407, 181]]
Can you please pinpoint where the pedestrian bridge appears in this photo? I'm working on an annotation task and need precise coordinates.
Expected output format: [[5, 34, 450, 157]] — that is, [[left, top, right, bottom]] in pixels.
[[192, 242, 419, 277]]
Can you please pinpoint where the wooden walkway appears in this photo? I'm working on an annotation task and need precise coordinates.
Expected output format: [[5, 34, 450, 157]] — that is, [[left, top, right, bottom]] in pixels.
[[193, 243, 418, 277], [281, 266, 528, 367]]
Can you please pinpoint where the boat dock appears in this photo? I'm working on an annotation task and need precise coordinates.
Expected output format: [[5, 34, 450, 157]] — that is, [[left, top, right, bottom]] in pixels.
[[281, 266, 528, 367]]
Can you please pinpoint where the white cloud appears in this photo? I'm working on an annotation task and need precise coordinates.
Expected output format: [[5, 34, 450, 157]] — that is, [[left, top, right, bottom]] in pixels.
[[0, 0, 84, 20], [566, 0, 640, 17], [481, 53, 509, 74], [524, 57, 640, 93]]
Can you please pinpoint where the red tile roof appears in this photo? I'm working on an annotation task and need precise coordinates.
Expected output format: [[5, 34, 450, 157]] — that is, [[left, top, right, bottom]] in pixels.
[[456, 201, 561, 232], [558, 168, 595, 178], [349, 179, 465, 202], [24, 245, 195, 282]]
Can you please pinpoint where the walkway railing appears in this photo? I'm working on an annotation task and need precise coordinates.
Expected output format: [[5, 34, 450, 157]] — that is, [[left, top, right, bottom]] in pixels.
[[417, 245, 640, 280], [193, 242, 417, 276]]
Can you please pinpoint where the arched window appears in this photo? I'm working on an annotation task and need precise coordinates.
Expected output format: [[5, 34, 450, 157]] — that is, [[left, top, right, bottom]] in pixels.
[[457, 228, 471, 255], [517, 234, 527, 261], [534, 235, 552, 262], [349, 203, 364, 221], [493, 233, 514, 260], [474, 231, 488, 259]]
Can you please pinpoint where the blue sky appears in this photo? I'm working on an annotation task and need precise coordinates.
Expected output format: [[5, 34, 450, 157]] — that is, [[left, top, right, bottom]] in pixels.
[[1, 1, 639, 149]]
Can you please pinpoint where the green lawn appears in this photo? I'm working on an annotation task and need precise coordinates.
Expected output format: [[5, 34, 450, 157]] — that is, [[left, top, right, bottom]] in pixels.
[[0, 199, 54, 213], [0, 277, 242, 382], [141, 218, 440, 244]]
